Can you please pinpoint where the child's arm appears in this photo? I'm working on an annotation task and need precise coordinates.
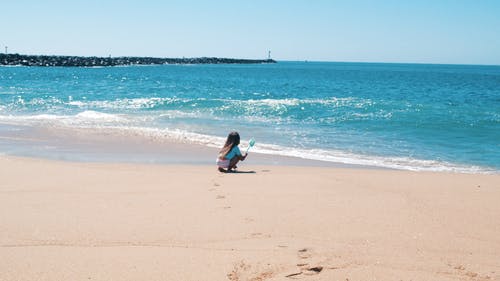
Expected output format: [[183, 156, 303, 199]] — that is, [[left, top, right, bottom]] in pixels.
[[235, 146, 247, 161]]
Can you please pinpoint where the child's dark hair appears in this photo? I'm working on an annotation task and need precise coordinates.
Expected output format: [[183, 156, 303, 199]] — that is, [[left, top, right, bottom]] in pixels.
[[219, 131, 240, 158]]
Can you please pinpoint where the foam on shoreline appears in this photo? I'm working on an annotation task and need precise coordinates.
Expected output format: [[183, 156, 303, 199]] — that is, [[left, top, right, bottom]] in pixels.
[[0, 112, 496, 174]]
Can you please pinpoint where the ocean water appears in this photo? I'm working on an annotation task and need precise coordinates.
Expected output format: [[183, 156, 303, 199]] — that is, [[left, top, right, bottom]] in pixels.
[[0, 62, 499, 173]]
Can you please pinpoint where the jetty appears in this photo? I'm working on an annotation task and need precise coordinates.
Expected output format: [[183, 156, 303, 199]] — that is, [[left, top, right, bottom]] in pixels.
[[0, 53, 276, 67]]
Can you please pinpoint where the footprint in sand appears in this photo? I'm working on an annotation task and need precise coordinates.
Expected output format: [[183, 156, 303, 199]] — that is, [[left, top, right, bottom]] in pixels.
[[285, 266, 323, 278], [303, 266, 323, 275], [227, 260, 275, 281], [447, 264, 487, 280], [465, 272, 478, 278], [210, 179, 221, 189], [244, 217, 254, 223], [284, 248, 324, 278], [297, 248, 312, 259], [216, 195, 225, 199], [249, 232, 271, 239], [227, 261, 250, 281]]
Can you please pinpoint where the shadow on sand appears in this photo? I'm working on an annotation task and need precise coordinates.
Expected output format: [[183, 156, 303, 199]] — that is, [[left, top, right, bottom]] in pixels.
[[228, 170, 256, 174], [218, 169, 256, 174]]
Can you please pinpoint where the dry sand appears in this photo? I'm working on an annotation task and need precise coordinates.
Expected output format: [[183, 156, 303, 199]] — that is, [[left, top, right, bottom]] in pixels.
[[1, 156, 499, 281]]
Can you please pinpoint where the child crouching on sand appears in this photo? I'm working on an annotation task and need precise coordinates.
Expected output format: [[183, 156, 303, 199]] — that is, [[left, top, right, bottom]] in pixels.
[[216, 131, 247, 172]]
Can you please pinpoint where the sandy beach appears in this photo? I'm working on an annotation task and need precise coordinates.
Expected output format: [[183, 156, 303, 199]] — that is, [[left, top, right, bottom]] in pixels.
[[0, 156, 499, 280]]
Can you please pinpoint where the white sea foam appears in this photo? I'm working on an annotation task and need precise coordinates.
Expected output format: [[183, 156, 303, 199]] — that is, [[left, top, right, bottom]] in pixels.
[[75, 110, 127, 122], [68, 97, 181, 110], [112, 127, 497, 174], [0, 111, 129, 127], [252, 145, 494, 174], [158, 110, 205, 119], [0, 111, 496, 174], [64, 96, 374, 112], [218, 97, 373, 108], [245, 98, 301, 106]]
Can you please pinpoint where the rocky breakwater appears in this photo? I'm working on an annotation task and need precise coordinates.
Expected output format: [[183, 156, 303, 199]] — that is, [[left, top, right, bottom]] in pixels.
[[0, 54, 276, 67]]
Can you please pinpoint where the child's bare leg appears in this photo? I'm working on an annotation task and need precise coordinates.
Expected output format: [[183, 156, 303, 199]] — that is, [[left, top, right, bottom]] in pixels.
[[228, 158, 240, 170]]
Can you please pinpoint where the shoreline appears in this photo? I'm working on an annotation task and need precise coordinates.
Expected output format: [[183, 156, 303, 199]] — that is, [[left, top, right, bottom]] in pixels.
[[0, 122, 495, 174], [1, 155, 499, 280], [0, 53, 276, 67], [0, 122, 392, 170]]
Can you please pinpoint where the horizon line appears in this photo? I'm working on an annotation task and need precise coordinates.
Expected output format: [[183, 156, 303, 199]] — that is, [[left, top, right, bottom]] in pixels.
[[1, 52, 499, 67], [282, 59, 500, 67]]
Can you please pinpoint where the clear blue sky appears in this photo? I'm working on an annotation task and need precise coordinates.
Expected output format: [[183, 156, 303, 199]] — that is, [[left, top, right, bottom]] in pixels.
[[1, 0, 499, 65]]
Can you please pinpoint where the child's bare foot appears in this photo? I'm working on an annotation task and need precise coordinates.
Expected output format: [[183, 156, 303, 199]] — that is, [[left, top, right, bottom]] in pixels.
[[218, 167, 227, 173]]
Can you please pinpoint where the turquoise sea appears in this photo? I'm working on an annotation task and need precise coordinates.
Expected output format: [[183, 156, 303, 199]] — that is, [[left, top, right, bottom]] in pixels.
[[0, 62, 499, 173]]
